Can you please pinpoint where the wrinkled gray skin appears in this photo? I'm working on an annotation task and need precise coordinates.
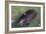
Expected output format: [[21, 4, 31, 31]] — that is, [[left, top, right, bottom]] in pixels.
[[16, 9, 37, 27]]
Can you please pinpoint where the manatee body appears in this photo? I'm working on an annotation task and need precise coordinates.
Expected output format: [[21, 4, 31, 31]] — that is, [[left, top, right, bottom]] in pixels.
[[16, 9, 37, 27]]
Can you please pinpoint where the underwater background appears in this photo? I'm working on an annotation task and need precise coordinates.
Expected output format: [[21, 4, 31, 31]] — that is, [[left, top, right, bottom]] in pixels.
[[11, 6, 41, 28]]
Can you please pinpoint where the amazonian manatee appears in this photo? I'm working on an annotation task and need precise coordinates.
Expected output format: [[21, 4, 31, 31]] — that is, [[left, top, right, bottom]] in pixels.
[[16, 9, 37, 27]]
